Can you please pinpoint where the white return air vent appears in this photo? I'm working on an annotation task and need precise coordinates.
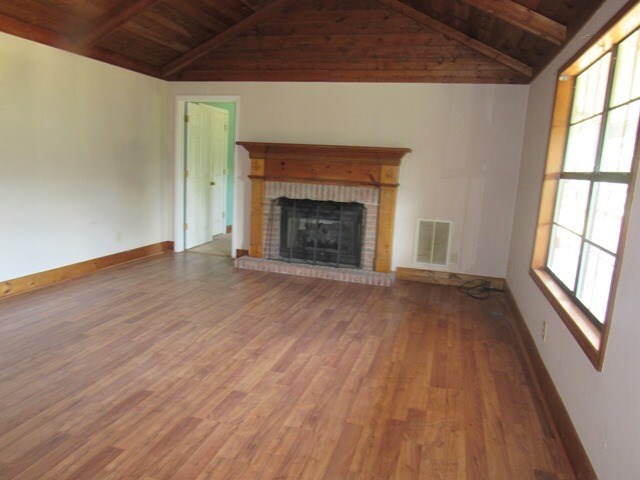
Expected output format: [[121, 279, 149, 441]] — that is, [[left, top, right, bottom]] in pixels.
[[415, 219, 451, 266]]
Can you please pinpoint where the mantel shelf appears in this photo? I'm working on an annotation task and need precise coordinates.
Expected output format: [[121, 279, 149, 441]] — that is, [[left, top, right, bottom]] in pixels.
[[236, 141, 411, 166]]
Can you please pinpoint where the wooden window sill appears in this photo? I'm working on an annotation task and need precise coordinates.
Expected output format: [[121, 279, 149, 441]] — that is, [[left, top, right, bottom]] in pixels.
[[529, 267, 603, 370]]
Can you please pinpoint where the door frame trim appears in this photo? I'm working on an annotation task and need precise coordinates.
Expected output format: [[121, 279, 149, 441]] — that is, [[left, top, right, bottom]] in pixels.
[[174, 95, 240, 255]]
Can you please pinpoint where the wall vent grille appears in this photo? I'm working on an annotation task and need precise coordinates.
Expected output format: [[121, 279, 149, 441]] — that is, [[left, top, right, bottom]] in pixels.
[[415, 219, 451, 266]]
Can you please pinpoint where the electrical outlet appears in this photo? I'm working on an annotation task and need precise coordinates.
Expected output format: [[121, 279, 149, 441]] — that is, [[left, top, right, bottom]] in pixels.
[[449, 252, 458, 263], [116, 231, 122, 242], [541, 320, 548, 341]]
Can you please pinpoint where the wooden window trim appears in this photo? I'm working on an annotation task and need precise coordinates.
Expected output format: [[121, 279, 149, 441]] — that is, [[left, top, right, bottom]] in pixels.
[[531, 0, 640, 371]]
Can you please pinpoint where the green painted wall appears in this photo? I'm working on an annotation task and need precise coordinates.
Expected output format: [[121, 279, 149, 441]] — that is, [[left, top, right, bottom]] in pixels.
[[204, 102, 236, 228]]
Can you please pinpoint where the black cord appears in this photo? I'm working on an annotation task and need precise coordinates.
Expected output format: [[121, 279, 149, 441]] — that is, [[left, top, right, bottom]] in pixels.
[[458, 279, 504, 300]]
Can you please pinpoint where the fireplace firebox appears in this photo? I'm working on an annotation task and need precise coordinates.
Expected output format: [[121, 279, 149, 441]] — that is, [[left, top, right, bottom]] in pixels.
[[277, 198, 364, 268]]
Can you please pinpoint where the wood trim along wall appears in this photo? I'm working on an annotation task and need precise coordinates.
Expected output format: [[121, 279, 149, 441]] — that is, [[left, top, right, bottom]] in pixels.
[[503, 282, 598, 480], [396, 266, 505, 289], [1, 241, 174, 299]]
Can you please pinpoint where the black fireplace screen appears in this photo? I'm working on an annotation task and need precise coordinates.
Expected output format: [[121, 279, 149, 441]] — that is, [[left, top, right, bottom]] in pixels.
[[277, 198, 364, 268]]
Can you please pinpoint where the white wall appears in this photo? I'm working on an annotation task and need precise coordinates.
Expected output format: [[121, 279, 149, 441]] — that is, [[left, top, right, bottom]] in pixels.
[[171, 82, 527, 277], [0, 33, 171, 281], [507, 1, 640, 478]]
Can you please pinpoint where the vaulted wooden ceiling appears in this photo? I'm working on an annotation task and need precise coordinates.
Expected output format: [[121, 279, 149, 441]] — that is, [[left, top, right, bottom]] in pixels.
[[0, 0, 604, 83]]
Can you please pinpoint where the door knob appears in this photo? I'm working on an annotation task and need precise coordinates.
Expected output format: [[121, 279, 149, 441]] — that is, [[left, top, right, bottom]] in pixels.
[[210, 181, 216, 186]]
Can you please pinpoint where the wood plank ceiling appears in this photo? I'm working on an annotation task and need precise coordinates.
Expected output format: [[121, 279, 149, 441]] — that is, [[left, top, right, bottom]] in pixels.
[[0, 0, 605, 84]]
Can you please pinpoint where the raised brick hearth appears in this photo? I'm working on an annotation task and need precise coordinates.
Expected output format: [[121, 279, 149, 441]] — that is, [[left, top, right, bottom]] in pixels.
[[235, 257, 396, 286]]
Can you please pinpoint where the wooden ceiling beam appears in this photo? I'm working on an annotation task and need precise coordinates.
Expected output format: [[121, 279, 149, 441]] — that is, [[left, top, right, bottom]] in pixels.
[[75, 0, 162, 50], [460, 0, 566, 45], [0, 12, 68, 49], [172, 68, 529, 83], [0, 12, 160, 78], [376, 0, 532, 77], [83, 46, 162, 77], [160, 0, 296, 78]]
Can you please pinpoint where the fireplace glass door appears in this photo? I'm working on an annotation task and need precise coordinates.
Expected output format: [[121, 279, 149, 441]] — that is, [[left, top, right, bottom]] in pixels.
[[278, 198, 364, 268]]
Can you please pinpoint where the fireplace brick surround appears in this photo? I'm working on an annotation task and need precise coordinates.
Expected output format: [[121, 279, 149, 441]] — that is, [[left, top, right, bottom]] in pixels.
[[263, 182, 378, 270], [235, 142, 411, 285]]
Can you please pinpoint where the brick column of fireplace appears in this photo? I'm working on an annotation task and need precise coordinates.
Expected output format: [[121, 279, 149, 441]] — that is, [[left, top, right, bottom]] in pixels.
[[237, 142, 411, 273]]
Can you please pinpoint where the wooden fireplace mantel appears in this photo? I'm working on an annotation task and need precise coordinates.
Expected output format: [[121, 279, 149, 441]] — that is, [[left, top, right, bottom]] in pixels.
[[237, 141, 411, 187], [236, 142, 410, 165], [236, 141, 412, 273]]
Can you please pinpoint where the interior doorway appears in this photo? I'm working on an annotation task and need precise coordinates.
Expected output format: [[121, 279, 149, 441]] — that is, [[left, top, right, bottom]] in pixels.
[[183, 101, 236, 255]]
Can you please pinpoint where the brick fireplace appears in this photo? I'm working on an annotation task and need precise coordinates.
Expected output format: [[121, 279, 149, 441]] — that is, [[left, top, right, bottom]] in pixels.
[[235, 142, 411, 285]]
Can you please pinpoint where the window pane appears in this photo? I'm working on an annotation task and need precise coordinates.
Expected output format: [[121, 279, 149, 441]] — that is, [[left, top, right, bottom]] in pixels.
[[611, 29, 640, 107], [563, 116, 602, 172], [577, 244, 615, 323], [571, 53, 611, 122], [548, 225, 581, 290], [586, 182, 628, 253], [554, 179, 590, 234], [600, 101, 640, 172]]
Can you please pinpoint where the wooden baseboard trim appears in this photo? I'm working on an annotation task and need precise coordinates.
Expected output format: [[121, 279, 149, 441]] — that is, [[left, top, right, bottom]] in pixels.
[[396, 266, 505, 289], [503, 282, 597, 480], [1, 241, 174, 299], [236, 249, 249, 258]]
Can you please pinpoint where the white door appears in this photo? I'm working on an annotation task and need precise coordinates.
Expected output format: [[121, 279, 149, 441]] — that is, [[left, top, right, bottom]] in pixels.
[[209, 105, 228, 237], [185, 103, 228, 249], [185, 103, 213, 249]]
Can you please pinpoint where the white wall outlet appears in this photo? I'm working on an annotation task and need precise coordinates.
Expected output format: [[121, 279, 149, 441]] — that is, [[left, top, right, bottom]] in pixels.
[[449, 252, 459, 263], [116, 230, 122, 242], [541, 320, 548, 342]]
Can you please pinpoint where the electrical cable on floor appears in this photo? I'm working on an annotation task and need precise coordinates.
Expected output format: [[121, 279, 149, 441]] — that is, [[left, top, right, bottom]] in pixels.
[[458, 279, 504, 300]]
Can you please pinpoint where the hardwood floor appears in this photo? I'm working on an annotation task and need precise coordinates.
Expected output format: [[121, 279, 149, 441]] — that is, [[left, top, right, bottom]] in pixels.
[[188, 234, 232, 257], [0, 253, 574, 479]]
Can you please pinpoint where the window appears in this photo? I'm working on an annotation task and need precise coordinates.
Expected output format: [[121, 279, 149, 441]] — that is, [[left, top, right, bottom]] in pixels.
[[531, 2, 640, 370]]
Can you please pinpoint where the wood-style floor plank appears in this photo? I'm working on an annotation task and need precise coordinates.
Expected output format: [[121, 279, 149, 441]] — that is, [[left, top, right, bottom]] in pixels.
[[0, 253, 574, 479]]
